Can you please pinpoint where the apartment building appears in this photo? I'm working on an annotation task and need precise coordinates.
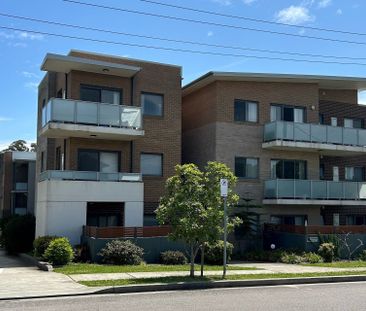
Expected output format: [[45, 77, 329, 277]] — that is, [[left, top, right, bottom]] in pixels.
[[36, 50, 181, 244], [182, 72, 366, 227], [0, 151, 36, 218]]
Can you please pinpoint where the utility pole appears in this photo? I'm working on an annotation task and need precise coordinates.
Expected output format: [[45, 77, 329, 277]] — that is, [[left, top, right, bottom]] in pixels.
[[220, 178, 228, 279]]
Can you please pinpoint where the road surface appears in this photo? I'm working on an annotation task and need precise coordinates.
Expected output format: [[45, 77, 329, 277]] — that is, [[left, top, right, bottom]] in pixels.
[[1, 282, 365, 310]]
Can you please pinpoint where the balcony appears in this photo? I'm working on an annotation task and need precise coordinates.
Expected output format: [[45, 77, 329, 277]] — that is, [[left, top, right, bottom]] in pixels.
[[39, 170, 142, 182], [264, 179, 366, 205], [263, 121, 366, 155], [40, 98, 144, 141]]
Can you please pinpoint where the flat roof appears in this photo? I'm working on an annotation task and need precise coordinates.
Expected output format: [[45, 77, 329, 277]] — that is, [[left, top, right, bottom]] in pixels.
[[70, 49, 182, 69], [41, 53, 141, 77], [183, 71, 366, 96]]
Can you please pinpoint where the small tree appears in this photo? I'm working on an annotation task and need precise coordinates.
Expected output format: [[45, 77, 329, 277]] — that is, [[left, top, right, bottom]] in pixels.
[[156, 162, 241, 277]]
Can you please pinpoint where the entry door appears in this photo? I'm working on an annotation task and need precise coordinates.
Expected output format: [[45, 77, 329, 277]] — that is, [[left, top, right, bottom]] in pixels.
[[333, 166, 339, 182]]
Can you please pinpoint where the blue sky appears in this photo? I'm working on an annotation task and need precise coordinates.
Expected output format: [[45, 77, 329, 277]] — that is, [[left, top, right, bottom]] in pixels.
[[0, 0, 366, 149]]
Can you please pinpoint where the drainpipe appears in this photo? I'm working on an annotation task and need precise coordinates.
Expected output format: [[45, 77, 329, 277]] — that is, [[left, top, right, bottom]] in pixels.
[[129, 75, 135, 173]]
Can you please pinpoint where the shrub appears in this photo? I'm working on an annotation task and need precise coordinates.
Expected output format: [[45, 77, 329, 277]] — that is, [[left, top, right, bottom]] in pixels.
[[99, 240, 144, 265], [73, 244, 90, 263], [44, 237, 74, 266], [302, 252, 323, 264], [204, 240, 234, 265], [280, 252, 303, 264], [33, 236, 58, 259], [318, 242, 335, 263], [3, 215, 35, 254], [160, 250, 187, 265], [358, 250, 366, 261]]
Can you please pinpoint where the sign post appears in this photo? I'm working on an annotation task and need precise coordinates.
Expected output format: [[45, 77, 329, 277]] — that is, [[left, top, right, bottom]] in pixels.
[[220, 178, 228, 279]]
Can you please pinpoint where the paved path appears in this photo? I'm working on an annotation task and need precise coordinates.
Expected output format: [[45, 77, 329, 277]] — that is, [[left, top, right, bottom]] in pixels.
[[1, 282, 366, 310], [70, 262, 366, 282], [0, 250, 93, 299]]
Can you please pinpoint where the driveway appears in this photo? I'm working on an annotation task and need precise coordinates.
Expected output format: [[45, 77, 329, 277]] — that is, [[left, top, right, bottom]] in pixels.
[[0, 250, 93, 299]]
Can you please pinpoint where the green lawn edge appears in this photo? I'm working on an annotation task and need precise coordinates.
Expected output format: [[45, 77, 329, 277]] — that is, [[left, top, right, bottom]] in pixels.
[[303, 261, 366, 268], [55, 263, 258, 275], [79, 270, 366, 287]]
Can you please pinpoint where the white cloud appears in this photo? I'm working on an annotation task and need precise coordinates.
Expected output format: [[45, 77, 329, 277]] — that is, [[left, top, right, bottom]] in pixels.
[[336, 8, 343, 15], [207, 31, 214, 37], [243, 0, 257, 5], [318, 0, 332, 8], [17, 32, 44, 41], [359, 91, 366, 105], [21, 71, 40, 79], [212, 0, 232, 5], [0, 117, 13, 121], [0, 30, 44, 48], [298, 28, 306, 35], [275, 6, 314, 25], [24, 82, 38, 92]]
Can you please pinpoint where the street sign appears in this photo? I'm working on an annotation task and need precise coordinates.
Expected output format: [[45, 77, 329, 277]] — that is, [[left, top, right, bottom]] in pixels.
[[220, 178, 228, 197]]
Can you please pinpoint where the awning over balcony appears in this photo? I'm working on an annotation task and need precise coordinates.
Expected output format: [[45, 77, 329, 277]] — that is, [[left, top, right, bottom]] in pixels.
[[41, 53, 141, 77]]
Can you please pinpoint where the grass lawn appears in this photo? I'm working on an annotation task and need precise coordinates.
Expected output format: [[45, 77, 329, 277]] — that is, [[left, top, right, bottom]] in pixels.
[[79, 270, 366, 287], [304, 261, 366, 268], [55, 263, 258, 275]]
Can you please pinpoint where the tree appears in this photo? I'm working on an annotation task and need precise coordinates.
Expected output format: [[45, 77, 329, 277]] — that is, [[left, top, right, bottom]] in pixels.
[[232, 194, 262, 239], [30, 143, 37, 152], [2, 140, 31, 152], [156, 162, 241, 277]]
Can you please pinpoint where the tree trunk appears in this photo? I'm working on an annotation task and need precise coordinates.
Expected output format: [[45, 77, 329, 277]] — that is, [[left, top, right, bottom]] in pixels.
[[200, 244, 204, 277], [190, 244, 195, 278]]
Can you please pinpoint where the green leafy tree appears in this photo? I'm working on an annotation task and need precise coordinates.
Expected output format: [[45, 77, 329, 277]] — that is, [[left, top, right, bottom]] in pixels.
[[3, 140, 29, 152], [156, 162, 241, 277]]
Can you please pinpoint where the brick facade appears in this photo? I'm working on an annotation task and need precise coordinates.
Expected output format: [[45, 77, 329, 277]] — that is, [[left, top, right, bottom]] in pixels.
[[37, 51, 182, 216]]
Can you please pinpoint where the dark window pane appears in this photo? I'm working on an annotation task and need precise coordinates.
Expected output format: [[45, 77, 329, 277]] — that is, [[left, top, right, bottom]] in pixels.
[[354, 167, 364, 181], [141, 153, 162, 176], [235, 157, 246, 177], [284, 160, 295, 179], [80, 86, 100, 102], [234, 101, 246, 121], [319, 114, 325, 125], [101, 90, 120, 105], [78, 150, 99, 171], [283, 107, 294, 121], [295, 161, 307, 180], [14, 193, 27, 209], [354, 119, 363, 129], [355, 216, 365, 225], [320, 164, 325, 180], [142, 93, 163, 116]]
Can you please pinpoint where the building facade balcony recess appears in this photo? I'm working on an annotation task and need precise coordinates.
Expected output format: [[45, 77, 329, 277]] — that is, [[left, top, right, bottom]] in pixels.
[[39, 98, 144, 140]]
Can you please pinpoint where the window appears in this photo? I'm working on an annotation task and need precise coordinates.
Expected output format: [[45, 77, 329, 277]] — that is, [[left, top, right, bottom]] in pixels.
[[235, 157, 259, 179], [87, 202, 124, 227], [141, 92, 163, 116], [270, 105, 305, 123], [40, 152, 45, 172], [271, 159, 307, 179], [140, 153, 163, 176], [270, 215, 307, 225], [319, 163, 325, 180], [80, 85, 121, 105], [55, 147, 61, 170], [345, 167, 364, 181], [344, 118, 363, 129], [77, 150, 119, 173], [319, 114, 325, 125], [346, 215, 366, 225], [234, 100, 258, 122], [331, 117, 337, 126]]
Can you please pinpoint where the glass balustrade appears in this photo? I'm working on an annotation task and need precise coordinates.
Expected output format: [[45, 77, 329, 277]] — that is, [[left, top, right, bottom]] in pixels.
[[264, 121, 366, 147], [42, 98, 142, 130], [264, 179, 366, 200]]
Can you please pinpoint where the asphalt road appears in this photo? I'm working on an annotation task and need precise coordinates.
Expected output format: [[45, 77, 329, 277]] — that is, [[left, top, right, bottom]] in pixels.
[[1, 282, 366, 311]]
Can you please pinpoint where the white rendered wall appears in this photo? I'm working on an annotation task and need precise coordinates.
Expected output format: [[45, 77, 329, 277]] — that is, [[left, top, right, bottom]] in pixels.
[[36, 180, 144, 245]]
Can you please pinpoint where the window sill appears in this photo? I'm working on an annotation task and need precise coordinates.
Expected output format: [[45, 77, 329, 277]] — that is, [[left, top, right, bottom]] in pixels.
[[234, 121, 259, 126]]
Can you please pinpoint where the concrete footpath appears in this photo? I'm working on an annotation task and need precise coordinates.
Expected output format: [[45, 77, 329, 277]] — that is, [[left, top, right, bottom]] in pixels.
[[0, 250, 93, 299]]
